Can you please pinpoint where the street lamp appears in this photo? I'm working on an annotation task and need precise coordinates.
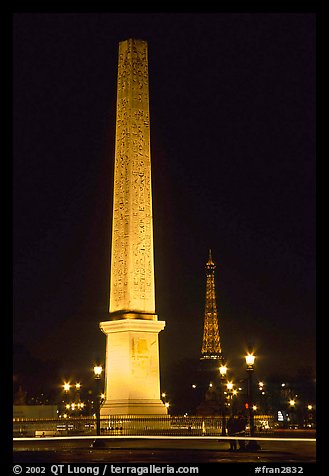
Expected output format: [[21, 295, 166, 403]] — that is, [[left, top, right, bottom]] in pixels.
[[219, 365, 228, 377], [94, 365, 103, 378], [245, 353, 255, 368], [245, 353, 261, 451], [63, 382, 71, 392], [93, 364, 103, 437], [219, 364, 227, 436]]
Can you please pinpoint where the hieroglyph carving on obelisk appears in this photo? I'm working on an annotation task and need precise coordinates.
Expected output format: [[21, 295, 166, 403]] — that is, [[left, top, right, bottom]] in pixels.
[[110, 38, 155, 317]]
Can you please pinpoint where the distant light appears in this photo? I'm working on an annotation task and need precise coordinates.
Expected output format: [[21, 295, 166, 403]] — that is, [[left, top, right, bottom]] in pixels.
[[258, 381, 264, 387], [252, 405, 257, 411], [281, 383, 286, 387], [307, 405, 313, 410], [289, 399, 296, 407], [165, 402, 170, 408], [161, 392, 166, 398], [226, 382, 233, 390], [76, 383, 81, 390], [209, 383, 213, 387], [192, 384, 197, 389], [261, 391, 265, 395]]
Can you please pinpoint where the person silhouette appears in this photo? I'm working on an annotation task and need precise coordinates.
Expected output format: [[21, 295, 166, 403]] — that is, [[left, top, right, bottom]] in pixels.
[[227, 415, 238, 451], [236, 413, 247, 450]]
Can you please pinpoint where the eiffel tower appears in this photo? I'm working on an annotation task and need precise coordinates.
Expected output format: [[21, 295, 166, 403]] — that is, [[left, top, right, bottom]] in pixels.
[[201, 249, 223, 362], [196, 250, 224, 415]]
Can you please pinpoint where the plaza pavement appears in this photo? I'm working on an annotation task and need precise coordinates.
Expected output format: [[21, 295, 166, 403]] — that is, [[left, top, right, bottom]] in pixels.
[[13, 436, 316, 464]]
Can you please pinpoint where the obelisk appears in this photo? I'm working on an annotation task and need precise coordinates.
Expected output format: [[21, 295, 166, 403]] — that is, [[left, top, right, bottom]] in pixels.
[[100, 39, 167, 416]]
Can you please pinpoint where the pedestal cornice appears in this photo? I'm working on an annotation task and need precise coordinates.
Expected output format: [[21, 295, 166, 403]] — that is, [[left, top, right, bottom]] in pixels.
[[100, 318, 165, 335], [109, 311, 157, 321]]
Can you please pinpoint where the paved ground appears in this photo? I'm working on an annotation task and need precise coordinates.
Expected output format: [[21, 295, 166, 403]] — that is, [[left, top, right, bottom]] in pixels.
[[13, 437, 316, 464]]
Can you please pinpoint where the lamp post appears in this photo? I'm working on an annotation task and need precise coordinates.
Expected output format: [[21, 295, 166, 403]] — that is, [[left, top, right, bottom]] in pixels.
[[226, 381, 234, 416], [93, 365, 103, 437], [245, 353, 261, 451], [62, 382, 71, 415], [289, 399, 296, 427], [219, 365, 227, 436], [307, 404, 314, 428]]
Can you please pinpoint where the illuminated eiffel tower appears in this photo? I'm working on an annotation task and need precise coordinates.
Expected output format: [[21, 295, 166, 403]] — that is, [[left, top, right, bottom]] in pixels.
[[200, 249, 223, 363], [196, 250, 224, 415]]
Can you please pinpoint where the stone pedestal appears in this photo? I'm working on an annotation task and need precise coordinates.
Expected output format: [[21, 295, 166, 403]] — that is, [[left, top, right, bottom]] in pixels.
[[100, 318, 167, 416]]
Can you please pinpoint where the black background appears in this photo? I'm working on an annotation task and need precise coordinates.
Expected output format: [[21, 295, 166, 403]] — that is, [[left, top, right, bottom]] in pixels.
[[13, 12, 316, 394]]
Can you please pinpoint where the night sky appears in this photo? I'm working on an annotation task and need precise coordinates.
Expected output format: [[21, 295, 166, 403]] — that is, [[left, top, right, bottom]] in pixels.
[[13, 13, 315, 389]]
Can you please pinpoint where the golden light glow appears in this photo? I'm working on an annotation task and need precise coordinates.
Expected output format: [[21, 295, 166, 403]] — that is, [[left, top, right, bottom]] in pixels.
[[245, 353, 255, 366], [226, 381, 234, 390], [165, 402, 170, 408], [219, 365, 228, 376], [307, 405, 313, 410], [63, 383, 71, 392], [289, 399, 296, 406], [75, 383, 81, 390], [252, 405, 257, 411]]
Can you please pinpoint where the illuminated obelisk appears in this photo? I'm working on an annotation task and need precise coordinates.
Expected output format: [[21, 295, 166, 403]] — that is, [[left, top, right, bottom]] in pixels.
[[100, 39, 167, 415]]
